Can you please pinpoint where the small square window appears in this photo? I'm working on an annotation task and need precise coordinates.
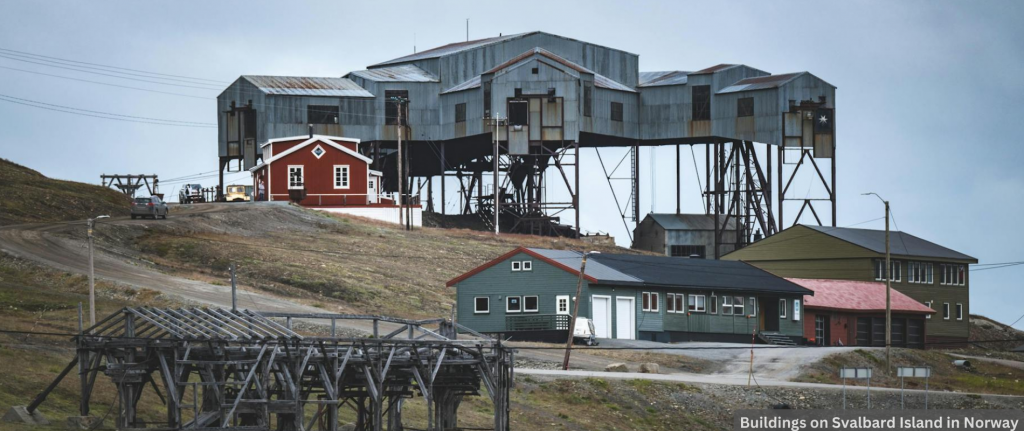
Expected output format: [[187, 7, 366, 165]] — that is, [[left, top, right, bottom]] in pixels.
[[312, 145, 326, 159], [732, 296, 745, 316], [522, 261, 533, 271], [556, 295, 570, 315], [610, 102, 624, 122], [511, 261, 521, 271], [524, 296, 539, 313], [507, 296, 522, 313], [474, 297, 489, 314]]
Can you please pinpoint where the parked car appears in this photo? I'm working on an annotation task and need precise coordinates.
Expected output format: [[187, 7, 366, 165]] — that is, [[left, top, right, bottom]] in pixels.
[[179, 183, 204, 204], [225, 184, 251, 202], [131, 196, 169, 219], [574, 317, 598, 346]]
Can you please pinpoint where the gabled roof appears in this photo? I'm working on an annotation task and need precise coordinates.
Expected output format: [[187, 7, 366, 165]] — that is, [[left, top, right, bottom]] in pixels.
[[249, 135, 370, 172], [690, 64, 739, 75], [484, 47, 636, 93], [718, 72, 835, 94], [790, 278, 934, 314], [240, 76, 373, 98], [441, 75, 481, 94], [445, 247, 599, 287], [638, 71, 690, 87], [260, 134, 359, 149], [448, 247, 812, 295], [347, 64, 439, 83], [642, 213, 736, 231], [801, 225, 977, 262]]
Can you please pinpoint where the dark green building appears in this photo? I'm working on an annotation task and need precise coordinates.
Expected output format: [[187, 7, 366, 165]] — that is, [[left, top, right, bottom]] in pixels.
[[722, 225, 977, 345], [447, 247, 812, 343]]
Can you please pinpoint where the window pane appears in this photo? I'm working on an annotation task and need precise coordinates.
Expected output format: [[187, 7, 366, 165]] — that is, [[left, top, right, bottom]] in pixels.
[[676, 295, 683, 312], [692, 85, 711, 121], [583, 83, 593, 117], [475, 297, 488, 313], [651, 293, 659, 311], [507, 297, 521, 312], [667, 294, 675, 312], [524, 296, 538, 312], [642, 292, 649, 310], [509, 99, 528, 126], [308, 105, 339, 124], [610, 102, 624, 122], [455, 103, 466, 123], [737, 97, 754, 117]]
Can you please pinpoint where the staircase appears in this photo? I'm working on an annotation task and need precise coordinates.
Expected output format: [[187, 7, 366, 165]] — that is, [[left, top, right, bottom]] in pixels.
[[759, 332, 797, 346]]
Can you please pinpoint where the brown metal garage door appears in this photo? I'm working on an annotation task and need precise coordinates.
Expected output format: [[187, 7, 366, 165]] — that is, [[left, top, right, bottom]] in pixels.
[[906, 318, 924, 349]]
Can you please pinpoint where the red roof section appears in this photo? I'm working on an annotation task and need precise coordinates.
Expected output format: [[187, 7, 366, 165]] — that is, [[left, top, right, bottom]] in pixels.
[[788, 278, 934, 314], [446, 246, 597, 287]]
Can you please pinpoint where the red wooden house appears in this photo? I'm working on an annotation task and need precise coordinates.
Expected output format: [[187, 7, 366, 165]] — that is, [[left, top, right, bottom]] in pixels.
[[788, 278, 935, 349], [249, 135, 384, 206]]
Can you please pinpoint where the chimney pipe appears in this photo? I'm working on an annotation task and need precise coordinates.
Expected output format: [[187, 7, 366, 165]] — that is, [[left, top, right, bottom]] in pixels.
[[308, 124, 313, 138]]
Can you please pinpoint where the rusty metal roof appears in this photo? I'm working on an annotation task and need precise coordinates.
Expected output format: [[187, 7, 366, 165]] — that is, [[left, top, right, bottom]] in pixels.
[[242, 75, 373, 98], [791, 278, 935, 314], [638, 70, 691, 87], [441, 75, 481, 94], [370, 32, 535, 68], [717, 72, 806, 94], [348, 64, 438, 83], [690, 64, 739, 75], [482, 47, 635, 93]]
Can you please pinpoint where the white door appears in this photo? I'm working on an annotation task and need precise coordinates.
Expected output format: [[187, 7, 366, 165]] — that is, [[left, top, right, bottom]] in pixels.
[[615, 297, 635, 340], [592, 296, 612, 338], [368, 179, 378, 204]]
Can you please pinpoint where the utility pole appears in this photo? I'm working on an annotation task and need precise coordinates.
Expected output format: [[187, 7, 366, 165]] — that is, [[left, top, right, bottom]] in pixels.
[[230, 263, 237, 312], [493, 114, 504, 235], [86, 215, 109, 327], [562, 251, 590, 370], [392, 96, 409, 230], [864, 192, 891, 373]]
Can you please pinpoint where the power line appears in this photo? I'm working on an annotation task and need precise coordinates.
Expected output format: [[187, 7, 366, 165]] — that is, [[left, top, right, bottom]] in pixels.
[[0, 47, 228, 84], [0, 53, 222, 90], [0, 94, 215, 128], [0, 93, 214, 125], [0, 65, 209, 99], [0, 49, 225, 86]]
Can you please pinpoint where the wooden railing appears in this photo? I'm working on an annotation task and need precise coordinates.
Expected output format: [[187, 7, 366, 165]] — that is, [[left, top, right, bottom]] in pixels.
[[506, 314, 570, 332]]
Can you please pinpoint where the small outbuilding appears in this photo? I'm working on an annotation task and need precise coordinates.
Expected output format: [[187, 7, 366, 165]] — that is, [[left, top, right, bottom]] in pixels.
[[447, 247, 813, 344], [632, 213, 738, 259], [789, 278, 935, 349]]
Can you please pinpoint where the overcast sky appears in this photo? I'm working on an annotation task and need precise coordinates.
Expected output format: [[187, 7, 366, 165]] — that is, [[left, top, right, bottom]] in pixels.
[[1, 1, 1021, 328]]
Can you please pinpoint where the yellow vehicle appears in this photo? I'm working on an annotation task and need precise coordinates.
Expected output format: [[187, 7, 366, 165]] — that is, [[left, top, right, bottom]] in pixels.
[[225, 185, 251, 202]]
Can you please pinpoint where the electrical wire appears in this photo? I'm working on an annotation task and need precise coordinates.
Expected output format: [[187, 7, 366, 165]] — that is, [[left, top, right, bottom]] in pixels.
[[0, 53, 222, 90], [0, 93, 214, 125], [0, 65, 210, 99], [0, 94, 216, 128], [0, 47, 228, 84]]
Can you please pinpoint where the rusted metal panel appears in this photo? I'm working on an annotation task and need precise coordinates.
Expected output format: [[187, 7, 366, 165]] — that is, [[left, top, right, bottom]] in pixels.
[[242, 75, 374, 98], [347, 64, 439, 83]]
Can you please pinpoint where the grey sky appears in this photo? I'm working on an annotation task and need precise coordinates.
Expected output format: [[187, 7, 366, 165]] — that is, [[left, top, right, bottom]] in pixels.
[[1, 1, 1022, 327]]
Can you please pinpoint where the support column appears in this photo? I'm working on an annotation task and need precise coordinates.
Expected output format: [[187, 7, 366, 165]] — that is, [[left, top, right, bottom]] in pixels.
[[676, 144, 681, 214], [440, 142, 446, 216], [574, 144, 580, 239], [632, 143, 640, 225]]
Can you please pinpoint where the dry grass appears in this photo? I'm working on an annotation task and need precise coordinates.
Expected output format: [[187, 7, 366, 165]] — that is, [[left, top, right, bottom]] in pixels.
[[0, 158, 130, 226]]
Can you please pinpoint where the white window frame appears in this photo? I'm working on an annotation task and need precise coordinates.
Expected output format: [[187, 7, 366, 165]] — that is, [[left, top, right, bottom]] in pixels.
[[792, 299, 801, 321], [511, 261, 522, 272], [474, 297, 490, 314], [287, 165, 304, 190], [334, 165, 350, 189], [523, 295, 539, 313], [506, 296, 522, 313], [675, 293, 684, 314], [890, 261, 902, 282], [779, 299, 787, 319], [926, 263, 933, 284], [956, 303, 963, 321], [874, 260, 885, 281], [925, 301, 933, 319], [732, 296, 744, 316], [311, 144, 326, 159], [556, 295, 570, 315], [709, 294, 718, 314], [722, 295, 734, 315], [642, 292, 651, 312], [688, 294, 706, 313], [650, 292, 659, 313], [522, 261, 533, 271], [943, 302, 950, 320], [667, 293, 676, 313], [749, 297, 757, 317]]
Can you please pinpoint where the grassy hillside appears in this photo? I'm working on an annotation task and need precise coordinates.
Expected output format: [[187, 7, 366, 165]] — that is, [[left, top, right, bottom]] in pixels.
[[0, 158, 129, 225], [117, 204, 640, 319]]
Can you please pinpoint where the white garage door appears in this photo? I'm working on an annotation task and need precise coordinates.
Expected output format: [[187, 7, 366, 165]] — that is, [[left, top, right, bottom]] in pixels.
[[615, 297, 635, 340], [592, 296, 611, 338]]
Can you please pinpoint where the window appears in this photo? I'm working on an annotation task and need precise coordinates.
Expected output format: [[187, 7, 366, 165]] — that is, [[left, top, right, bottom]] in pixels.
[[667, 293, 676, 313], [531, 67, 539, 74], [941, 264, 966, 286], [610, 102, 624, 122], [924, 301, 933, 319], [583, 83, 593, 117], [688, 295, 706, 313], [956, 303, 964, 321], [675, 294, 684, 313], [288, 166, 304, 189], [474, 297, 489, 314], [874, 260, 902, 281], [732, 296, 745, 316], [792, 299, 800, 321], [642, 292, 658, 312], [556, 295, 570, 315], [308, 105, 339, 124], [483, 82, 492, 118], [651, 293, 659, 312], [942, 302, 950, 320], [692, 85, 711, 121], [511, 261, 522, 271], [709, 294, 718, 314], [384, 90, 409, 125], [909, 262, 934, 284], [455, 103, 466, 123], [722, 296, 733, 315], [509, 99, 528, 126], [522, 261, 533, 271], [750, 297, 757, 317], [779, 299, 787, 319], [334, 165, 350, 189], [670, 245, 706, 259], [524, 296, 539, 313], [737, 97, 754, 117], [506, 296, 522, 313]]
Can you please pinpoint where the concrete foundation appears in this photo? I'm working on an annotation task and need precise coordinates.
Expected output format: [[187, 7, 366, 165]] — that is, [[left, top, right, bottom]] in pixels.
[[2, 406, 49, 426]]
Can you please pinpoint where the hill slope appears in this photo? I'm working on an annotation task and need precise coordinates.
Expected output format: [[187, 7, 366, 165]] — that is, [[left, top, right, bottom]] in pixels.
[[0, 158, 129, 225]]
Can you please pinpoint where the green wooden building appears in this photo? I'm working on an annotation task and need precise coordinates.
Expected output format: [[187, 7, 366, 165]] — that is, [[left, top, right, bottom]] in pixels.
[[722, 225, 977, 346], [447, 247, 812, 343]]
